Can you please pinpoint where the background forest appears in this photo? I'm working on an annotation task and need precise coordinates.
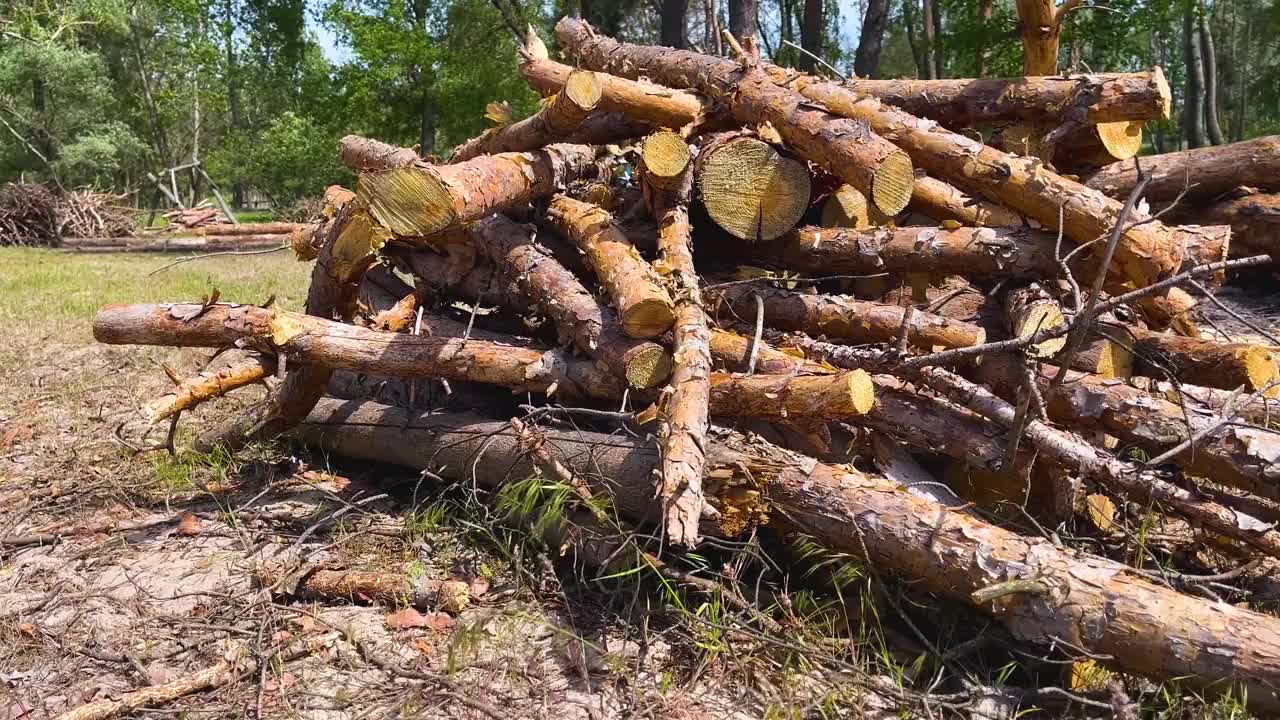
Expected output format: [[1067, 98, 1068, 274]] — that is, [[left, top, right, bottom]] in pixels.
[[2, 0, 1276, 211]]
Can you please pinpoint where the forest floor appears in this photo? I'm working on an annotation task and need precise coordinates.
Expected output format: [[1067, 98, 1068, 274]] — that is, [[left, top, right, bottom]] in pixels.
[[0, 248, 1271, 719]]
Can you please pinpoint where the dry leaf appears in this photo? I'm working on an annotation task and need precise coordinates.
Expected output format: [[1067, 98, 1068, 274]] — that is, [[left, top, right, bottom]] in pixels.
[[175, 512, 201, 537], [467, 576, 491, 598], [16, 623, 35, 637], [386, 608, 455, 631], [485, 100, 514, 126], [1085, 494, 1116, 530]]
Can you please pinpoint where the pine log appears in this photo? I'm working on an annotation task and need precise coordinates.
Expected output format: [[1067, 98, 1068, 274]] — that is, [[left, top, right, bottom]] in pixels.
[[710, 370, 874, 420], [709, 284, 987, 350], [1148, 379, 1280, 426], [560, 111, 655, 146], [145, 355, 275, 424], [908, 176, 1024, 228], [519, 28, 711, 130], [544, 195, 675, 338], [294, 396, 1280, 710], [912, 365, 1280, 560], [1051, 121, 1144, 175], [648, 157, 710, 545], [93, 303, 624, 399], [1005, 284, 1067, 358], [1167, 190, 1280, 256], [556, 18, 914, 216], [695, 132, 811, 241], [449, 70, 602, 162], [820, 185, 893, 229], [976, 354, 1280, 503], [1084, 135, 1280, 202], [827, 71, 1171, 128], [257, 565, 455, 610], [1127, 326, 1279, 392], [357, 264, 420, 332], [469, 213, 672, 388], [708, 329, 831, 375], [339, 135, 604, 238], [182, 222, 309, 237], [61, 235, 287, 252]]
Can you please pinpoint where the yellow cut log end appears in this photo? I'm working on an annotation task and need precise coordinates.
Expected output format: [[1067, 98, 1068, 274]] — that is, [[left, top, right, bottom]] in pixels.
[[1014, 303, 1068, 359], [642, 130, 692, 187], [698, 136, 811, 242], [820, 184, 893, 229], [621, 297, 679, 339], [563, 69, 604, 110], [624, 344, 675, 389], [1094, 120, 1144, 161], [870, 150, 914, 216], [1239, 346, 1279, 392], [359, 166, 457, 238]]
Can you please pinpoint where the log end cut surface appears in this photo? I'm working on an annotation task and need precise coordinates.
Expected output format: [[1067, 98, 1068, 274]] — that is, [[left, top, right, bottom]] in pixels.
[[870, 150, 914, 217], [622, 297, 679, 339], [820, 185, 892, 229], [698, 136, 811, 242], [359, 166, 455, 238], [1095, 120, 1144, 160], [624, 343, 676, 388], [564, 69, 604, 110], [642, 130, 692, 185]]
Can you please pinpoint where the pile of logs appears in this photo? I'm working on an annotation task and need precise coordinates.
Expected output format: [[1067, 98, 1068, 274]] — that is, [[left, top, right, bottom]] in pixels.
[[94, 19, 1280, 714]]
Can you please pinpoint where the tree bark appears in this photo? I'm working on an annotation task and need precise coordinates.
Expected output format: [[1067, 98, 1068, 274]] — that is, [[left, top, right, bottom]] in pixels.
[[661, 0, 690, 48], [449, 70, 602, 162], [708, 329, 830, 375], [544, 195, 676, 338], [931, 0, 945, 79], [728, 0, 758, 40], [1127, 325, 1279, 392], [556, 18, 915, 216], [908, 176, 1025, 227], [710, 370, 875, 420], [1200, 6, 1227, 145], [1165, 189, 1280, 256], [1184, 3, 1209, 149], [799, 0, 824, 72], [145, 355, 275, 424], [293, 396, 1280, 711], [1016, 0, 1060, 75], [695, 132, 812, 241], [708, 284, 987, 350], [1083, 135, 1280, 202], [339, 135, 604, 238], [853, 0, 890, 78]]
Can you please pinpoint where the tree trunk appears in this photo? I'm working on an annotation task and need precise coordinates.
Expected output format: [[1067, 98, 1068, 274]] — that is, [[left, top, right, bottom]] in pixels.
[[339, 135, 604, 238], [469, 213, 672, 387], [450, 70, 602, 162], [1200, 5, 1227, 145], [710, 371, 875, 420], [853, 0, 889, 77], [1184, 3, 1209, 149], [694, 132, 812, 241], [728, 0, 758, 40], [293, 396, 1280, 712], [708, 284, 987, 350], [411, 0, 435, 157], [544, 195, 676, 338], [1165, 189, 1280, 256], [557, 18, 915, 216], [909, 176, 1025, 227], [1082, 135, 1280, 202], [661, 0, 689, 48], [1234, 14, 1250, 142], [920, 0, 938, 79], [704, 0, 721, 54], [904, 0, 928, 78], [1127, 326, 1279, 392], [518, 37, 713, 130], [221, 0, 245, 207], [931, 0, 945, 79], [1016, 0, 1060, 75], [976, 0, 994, 76], [799, 0, 824, 72]]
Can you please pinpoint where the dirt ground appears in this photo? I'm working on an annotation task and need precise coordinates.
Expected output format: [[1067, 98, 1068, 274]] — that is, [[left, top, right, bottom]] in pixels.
[[3, 248, 1277, 720]]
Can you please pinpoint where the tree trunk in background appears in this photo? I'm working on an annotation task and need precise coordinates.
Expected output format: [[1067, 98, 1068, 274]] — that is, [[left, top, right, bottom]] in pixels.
[[931, 0, 945, 79], [799, 0, 824, 71], [411, 0, 435, 156], [705, 0, 722, 54], [1201, 6, 1225, 144], [1235, 13, 1250, 141], [661, 0, 690, 48], [1183, 3, 1208, 149], [581, 0, 626, 37], [854, 0, 890, 77], [222, 0, 244, 207], [904, 0, 927, 78], [1016, 0, 1059, 75], [728, 0, 758, 40], [976, 0, 994, 76], [1151, 28, 1168, 152], [921, 0, 938, 78]]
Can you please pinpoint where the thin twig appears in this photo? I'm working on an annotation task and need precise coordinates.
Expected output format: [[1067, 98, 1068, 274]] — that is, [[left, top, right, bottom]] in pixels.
[[1146, 382, 1276, 467], [1188, 279, 1280, 346], [146, 245, 288, 276], [746, 292, 764, 375], [780, 39, 848, 80], [894, 303, 915, 356]]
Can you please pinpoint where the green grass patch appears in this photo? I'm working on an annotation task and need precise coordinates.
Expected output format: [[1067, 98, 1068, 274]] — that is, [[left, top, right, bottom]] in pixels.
[[0, 247, 311, 335]]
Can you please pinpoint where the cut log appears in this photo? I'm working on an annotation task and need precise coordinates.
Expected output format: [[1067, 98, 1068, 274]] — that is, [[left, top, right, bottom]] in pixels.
[[544, 195, 676, 338], [519, 28, 711, 130], [561, 111, 655, 146], [1148, 379, 1280, 426], [908, 176, 1024, 228], [469, 213, 672, 388], [181, 222, 309, 237], [695, 132, 812, 241], [93, 303, 624, 400], [339, 135, 604, 238], [976, 354, 1280, 503], [61, 235, 288, 252], [556, 18, 914, 216], [1051, 121, 1144, 175], [338, 135, 422, 171], [647, 155, 710, 546], [708, 329, 830, 375], [1083, 135, 1280, 202], [1005, 284, 1067, 358], [1128, 326, 1279, 392], [1133, 284, 1201, 336], [145, 355, 275, 424], [826, 71, 1171, 128], [449, 70, 602, 162], [1166, 189, 1280, 256], [709, 284, 987, 350], [710, 370, 875, 420], [293, 396, 1280, 711], [257, 564, 455, 610], [820, 185, 893, 229], [357, 264, 420, 332]]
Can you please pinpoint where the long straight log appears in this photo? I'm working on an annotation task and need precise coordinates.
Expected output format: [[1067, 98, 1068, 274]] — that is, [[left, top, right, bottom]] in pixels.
[[182, 222, 309, 237], [709, 284, 987, 350], [976, 354, 1280, 503], [293, 396, 1280, 711], [61, 235, 288, 252], [338, 135, 604, 238], [1127, 326, 1279, 392], [908, 176, 1024, 227], [449, 70, 602, 162], [832, 71, 1171, 128], [1166, 190, 1280, 256], [544, 195, 675, 338], [555, 18, 914, 216], [1084, 135, 1280, 202]]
